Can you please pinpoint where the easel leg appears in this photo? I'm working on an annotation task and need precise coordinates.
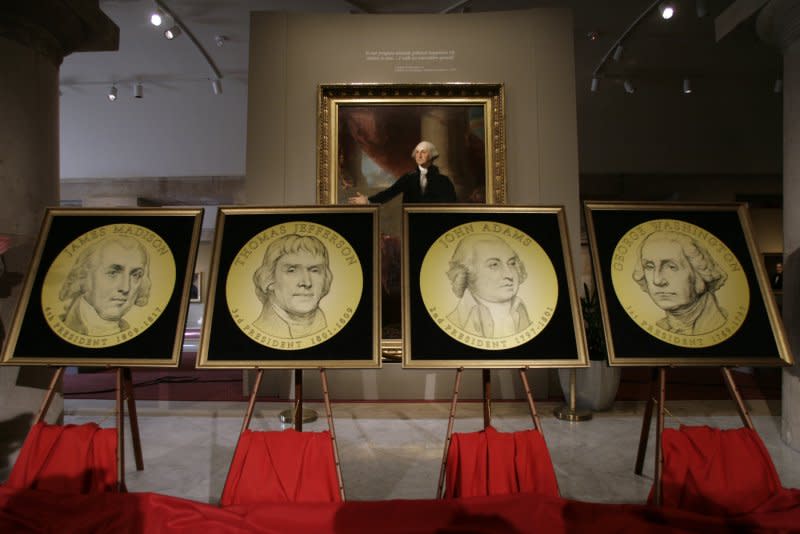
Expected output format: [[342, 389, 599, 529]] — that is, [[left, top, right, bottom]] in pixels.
[[721, 367, 755, 430], [634, 368, 658, 475], [116, 368, 127, 492], [436, 367, 463, 499], [518, 367, 544, 435], [294, 369, 303, 432], [482, 368, 491, 429], [653, 367, 667, 506], [122, 368, 144, 471], [241, 368, 264, 434], [320, 368, 346, 501], [32, 367, 65, 425]]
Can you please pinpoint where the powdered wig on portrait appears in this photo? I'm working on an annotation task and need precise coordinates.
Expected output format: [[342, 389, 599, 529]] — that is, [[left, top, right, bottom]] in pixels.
[[58, 236, 152, 306], [632, 230, 728, 294], [411, 140, 439, 161], [446, 234, 527, 298], [253, 234, 333, 304]]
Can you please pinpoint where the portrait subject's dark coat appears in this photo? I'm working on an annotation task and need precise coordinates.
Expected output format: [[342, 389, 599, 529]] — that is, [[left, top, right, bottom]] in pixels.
[[368, 165, 457, 204]]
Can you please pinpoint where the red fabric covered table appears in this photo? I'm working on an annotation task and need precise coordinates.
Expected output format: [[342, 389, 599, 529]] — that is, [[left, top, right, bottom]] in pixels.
[[2, 486, 800, 533]]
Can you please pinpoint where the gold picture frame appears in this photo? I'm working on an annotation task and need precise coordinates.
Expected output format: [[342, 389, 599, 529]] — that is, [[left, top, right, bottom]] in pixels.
[[584, 201, 792, 367], [402, 205, 588, 369], [1, 208, 203, 367], [197, 206, 381, 369], [317, 83, 507, 357]]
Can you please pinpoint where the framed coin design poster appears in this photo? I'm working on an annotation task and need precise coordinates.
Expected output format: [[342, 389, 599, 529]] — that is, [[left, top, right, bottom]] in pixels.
[[1, 208, 203, 366], [197, 206, 380, 369], [402, 206, 588, 368], [584, 202, 792, 366]]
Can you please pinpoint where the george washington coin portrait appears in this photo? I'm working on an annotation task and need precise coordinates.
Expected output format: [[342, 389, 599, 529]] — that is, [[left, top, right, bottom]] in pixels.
[[611, 219, 749, 348]]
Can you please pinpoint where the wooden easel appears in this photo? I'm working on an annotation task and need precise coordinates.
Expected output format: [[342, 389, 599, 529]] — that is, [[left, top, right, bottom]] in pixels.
[[230, 367, 346, 501], [634, 366, 756, 505], [34, 366, 145, 492], [436, 367, 548, 499]]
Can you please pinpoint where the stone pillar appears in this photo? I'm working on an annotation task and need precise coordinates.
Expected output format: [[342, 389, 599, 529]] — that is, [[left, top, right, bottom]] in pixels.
[[756, 0, 800, 449], [0, 3, 117, 479]]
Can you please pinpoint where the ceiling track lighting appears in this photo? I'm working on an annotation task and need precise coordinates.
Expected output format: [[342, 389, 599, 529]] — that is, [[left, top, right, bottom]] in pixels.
[[164, 25, 182, 40], [134, 81, 143, 99], [590, 78, 599, 92], [591, 0, 680, 94], [211, 79, 222, 95], [108, 84, 117, 102], [659, 2, 675, 20], [150, 8, 164, 26], [683, 78, 692, 94], [624, 80, 635, 94], [151, 1, 224, 95]]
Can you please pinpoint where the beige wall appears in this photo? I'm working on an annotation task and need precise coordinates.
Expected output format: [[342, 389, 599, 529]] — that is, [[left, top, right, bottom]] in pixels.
[[246, 9, 580, 262]]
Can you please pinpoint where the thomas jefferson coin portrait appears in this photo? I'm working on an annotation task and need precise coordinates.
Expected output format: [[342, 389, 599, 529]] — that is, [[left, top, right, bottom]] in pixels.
[[419, 222, 558, 350], [41, 224, 176, 348], [611, 219, 749, 348], [226, 222, 362, 350]]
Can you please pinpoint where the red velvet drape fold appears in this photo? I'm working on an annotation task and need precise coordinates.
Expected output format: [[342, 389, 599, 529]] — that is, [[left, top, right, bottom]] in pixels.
[[4, 422, 117, 494], [219, 429, 341, 506], [444, 426, 559, 498], [650, 425, 800, 516]]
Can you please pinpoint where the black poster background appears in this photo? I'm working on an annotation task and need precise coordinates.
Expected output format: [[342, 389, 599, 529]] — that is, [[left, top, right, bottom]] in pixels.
[[13, 214, 198, 363], [588, 208, 782, 363], [204, 211, 376, 363], [406, 210, 582, 363]]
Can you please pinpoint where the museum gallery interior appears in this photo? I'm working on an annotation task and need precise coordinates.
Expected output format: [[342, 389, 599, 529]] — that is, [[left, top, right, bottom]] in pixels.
[[1, 0, 800, 532]]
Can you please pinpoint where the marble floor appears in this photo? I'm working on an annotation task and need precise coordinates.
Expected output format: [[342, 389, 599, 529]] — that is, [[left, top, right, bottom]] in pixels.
[[64, 398, 800, 505]]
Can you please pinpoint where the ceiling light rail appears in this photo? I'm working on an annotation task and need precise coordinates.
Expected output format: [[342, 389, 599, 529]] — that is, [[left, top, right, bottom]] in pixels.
[[153, 0, 222, 88], [590, 0, 672, 92]]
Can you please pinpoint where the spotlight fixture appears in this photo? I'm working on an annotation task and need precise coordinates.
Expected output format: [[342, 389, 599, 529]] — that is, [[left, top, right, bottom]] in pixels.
[[211, 78, 222, 95], [587, 31, 599, 41], [590, 77, 599, 92], [215, 35, 227, 48], [683, 78, 692, 94], [624, 80, 635, 94], [659, 2, 675, 19], [612, 45, 623, 62], [133, 82, 143, 99], [150, 8, 164, 26], [108, 85, 118, 102], [164, 25, 182, 40], [774, 79, 783, 93]]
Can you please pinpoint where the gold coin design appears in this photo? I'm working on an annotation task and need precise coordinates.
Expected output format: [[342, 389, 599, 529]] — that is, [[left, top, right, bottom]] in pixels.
[[420, 222, 558, 350], [226, 222, 363, 350], [41, 224, 176, 348], [610, 219, 749, 348]]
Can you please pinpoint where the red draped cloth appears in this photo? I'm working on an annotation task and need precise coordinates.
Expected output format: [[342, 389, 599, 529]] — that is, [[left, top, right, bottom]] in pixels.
[[444, 426, 559, 498], [3, 422, 117, 494], [4, 486, 800, 533], [220, 429, 341, 506], [650, 425, 800, 517]]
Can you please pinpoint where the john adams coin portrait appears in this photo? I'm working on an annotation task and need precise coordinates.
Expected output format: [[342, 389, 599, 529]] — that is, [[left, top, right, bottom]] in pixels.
[[225, 221, 363, 350], [40, 224, 177, 348], [419, 221, 558, 350], [610, 219, 749, 348]]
